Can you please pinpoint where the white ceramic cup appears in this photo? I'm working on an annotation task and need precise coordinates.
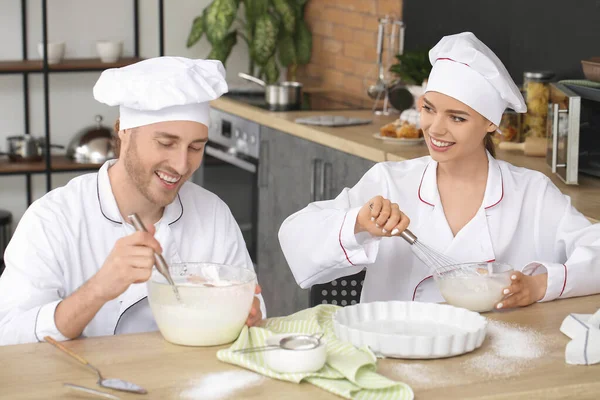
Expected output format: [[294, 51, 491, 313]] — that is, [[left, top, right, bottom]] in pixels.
[[37, 42, 65, 64], [96, 41, 123, 63]]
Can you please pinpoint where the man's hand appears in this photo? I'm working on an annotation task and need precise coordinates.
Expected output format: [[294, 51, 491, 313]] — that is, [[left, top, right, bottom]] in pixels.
[[88, 224, 162, 302], [55, 224, 162, 339], [496, 272, 548, 310], [246, 284, 263, 327]]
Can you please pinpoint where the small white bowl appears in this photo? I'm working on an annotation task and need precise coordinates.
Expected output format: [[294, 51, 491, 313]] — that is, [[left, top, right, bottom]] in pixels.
[[263, 333, 327, 374], [37, 42, 65, 64], [96, 40, 123, 63]]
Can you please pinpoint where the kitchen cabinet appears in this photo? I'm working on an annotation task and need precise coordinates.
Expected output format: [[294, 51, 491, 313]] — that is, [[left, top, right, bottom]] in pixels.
[[257, 127, 375, 317]]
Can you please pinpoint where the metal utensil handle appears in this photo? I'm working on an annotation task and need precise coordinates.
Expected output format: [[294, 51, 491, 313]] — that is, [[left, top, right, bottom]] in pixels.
[[399, 229, 417, 245], [45, 336, 90, 367], [153, 253, 175, 286], [398, 20, 405, 57], [238, 72, 266, 87], [376, 19, 385, 77], [128, 214, 176, 287], [233, 345, 280, 354], [63, 383, 121, 400]]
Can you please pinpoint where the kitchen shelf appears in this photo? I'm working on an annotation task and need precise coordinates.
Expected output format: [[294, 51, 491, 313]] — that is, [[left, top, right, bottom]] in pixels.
[[2, 0, 165, 207], [0, 57, 144, 74], [0, 156, 102, 176]]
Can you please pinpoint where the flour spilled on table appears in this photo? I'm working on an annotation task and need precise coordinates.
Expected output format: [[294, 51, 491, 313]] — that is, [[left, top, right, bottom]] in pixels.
[[391, 320, 554, 387], [181, 370, 265, 399]]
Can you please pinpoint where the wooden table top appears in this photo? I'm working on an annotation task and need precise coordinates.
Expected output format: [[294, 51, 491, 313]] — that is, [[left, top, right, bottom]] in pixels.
[[1, 295, 599, 400]]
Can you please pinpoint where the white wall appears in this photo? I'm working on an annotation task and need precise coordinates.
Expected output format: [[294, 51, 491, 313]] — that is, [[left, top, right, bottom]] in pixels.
[[0, 0, 253, 228]]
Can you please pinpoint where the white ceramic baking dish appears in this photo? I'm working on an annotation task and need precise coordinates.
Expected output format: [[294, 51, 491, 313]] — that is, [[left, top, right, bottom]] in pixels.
[[333, 301, 487, 359]]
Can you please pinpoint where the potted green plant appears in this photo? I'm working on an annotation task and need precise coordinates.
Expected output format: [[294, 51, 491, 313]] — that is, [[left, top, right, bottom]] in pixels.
[[389, 50, 432, 103], [186, 0, 313, 84]]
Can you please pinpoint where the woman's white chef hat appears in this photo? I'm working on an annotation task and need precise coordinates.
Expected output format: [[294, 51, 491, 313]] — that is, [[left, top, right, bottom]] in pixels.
[[425, 32, 526, 126], [93, 56, 228, 130]]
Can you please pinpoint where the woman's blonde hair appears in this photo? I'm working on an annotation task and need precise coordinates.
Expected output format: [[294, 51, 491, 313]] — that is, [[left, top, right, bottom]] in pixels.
[[484, 132, 496, 158]]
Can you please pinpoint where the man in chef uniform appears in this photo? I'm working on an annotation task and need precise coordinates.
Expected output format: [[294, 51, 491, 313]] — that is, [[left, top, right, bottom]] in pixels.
[[279, 32, 600, 308], [0, 57, 266, 346]]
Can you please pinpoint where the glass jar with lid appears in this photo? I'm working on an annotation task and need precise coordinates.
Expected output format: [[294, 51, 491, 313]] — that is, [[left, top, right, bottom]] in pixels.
[[493, 109, 520, 145], [522, 71, 554, 139]]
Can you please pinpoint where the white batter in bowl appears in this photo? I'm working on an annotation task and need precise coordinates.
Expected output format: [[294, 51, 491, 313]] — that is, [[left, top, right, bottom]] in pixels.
[[147, 262, 256, 346], [433, 262, 513, 312]]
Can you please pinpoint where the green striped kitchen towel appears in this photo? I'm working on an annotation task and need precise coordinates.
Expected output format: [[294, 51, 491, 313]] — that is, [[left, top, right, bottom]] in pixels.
[[217, 304, 414, 400]]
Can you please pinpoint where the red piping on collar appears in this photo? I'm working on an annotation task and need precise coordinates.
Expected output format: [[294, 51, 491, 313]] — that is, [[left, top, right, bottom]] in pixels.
[[437, 57, 469, 67], [412, 275, 433, 301], [338, 212, 356, 266], [484, 167, 504, 210], [418, 164, 435, 207]]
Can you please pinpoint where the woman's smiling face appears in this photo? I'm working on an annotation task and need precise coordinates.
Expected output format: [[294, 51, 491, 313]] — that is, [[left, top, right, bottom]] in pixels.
[[419, 91, 497, 163]]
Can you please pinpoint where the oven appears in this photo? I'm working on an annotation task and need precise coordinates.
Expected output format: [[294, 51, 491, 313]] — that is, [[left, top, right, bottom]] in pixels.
[[193, 108, 260, 262]]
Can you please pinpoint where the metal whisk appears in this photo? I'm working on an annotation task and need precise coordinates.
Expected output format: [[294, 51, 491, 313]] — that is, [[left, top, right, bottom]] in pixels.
[[397, 229, 457, 273], [369, 203, 459, 273]]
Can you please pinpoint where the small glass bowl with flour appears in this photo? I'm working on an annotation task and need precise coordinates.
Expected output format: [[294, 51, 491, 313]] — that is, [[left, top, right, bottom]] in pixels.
[[433, 262, 513, 313], [147, 262, 256, 346]]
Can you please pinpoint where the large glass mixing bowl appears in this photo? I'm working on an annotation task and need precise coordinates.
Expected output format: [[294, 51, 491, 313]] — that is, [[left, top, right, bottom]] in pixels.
[[433, 262, 514, 313], [147, 262, 256, 346]]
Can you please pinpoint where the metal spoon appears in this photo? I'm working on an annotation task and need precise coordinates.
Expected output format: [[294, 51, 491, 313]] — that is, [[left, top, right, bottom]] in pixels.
[[45, 336, 147, 395], [233, 332, 324, 354], [128, 213, 181, 302]]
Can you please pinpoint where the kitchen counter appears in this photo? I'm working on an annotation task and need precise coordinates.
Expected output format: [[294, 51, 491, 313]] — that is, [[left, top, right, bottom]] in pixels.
[[2, 294, 599, 399], [210, 97, 600, 222]]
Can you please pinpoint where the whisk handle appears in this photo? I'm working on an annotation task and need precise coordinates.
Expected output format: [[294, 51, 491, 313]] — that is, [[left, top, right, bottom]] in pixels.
[[399, 229, 417, 245], [128, 213, 174, 285]]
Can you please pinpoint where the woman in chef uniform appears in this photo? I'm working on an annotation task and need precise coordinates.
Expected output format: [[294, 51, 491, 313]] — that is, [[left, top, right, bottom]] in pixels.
[[0, 57, 265, 346], [279, 32, 600, 308]]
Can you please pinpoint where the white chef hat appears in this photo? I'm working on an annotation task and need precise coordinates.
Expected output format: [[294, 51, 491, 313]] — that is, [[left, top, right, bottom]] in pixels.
[[425, 32, 526, 126], [93, 56, 228, 130]]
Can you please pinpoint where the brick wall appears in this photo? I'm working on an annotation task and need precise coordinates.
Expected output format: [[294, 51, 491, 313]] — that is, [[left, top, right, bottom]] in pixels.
[[299, 0, 403, 105]]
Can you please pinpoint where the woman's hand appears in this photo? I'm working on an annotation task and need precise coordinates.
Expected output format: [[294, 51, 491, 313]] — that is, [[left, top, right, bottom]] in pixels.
[[496, 272, 548, 309], [354, 195, 410, 237]]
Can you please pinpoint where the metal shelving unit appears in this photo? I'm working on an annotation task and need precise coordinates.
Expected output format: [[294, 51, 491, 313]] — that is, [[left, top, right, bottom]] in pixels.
[[0, 0, 165, 206]]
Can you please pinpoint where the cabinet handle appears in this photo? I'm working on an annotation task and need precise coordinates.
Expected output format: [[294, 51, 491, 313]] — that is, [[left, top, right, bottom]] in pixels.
[[322, 162, 332, 200], [311, 158, 323, 202], [550, 104, 569, 172], [556, 109, 569, 168], [550, 103, 559, 173], [258, 140, 269, 188]]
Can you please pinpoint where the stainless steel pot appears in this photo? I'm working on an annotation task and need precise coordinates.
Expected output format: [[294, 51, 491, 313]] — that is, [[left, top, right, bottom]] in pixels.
[[0, 134, 64, 162], [238, 72, 303, 111], [66, 115, 115, 164]]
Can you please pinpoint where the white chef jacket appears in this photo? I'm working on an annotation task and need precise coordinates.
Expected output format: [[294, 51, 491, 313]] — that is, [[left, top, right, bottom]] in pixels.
[[0, 160, 265, 346], [279, 152, 600, 304]]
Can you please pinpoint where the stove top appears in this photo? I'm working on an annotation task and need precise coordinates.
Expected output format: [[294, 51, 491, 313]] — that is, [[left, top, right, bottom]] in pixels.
[[223, 89, 369, 112]]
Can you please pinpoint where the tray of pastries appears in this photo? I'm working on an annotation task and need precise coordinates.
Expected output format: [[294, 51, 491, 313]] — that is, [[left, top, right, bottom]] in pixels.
[[374, 109, 425, 145]]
